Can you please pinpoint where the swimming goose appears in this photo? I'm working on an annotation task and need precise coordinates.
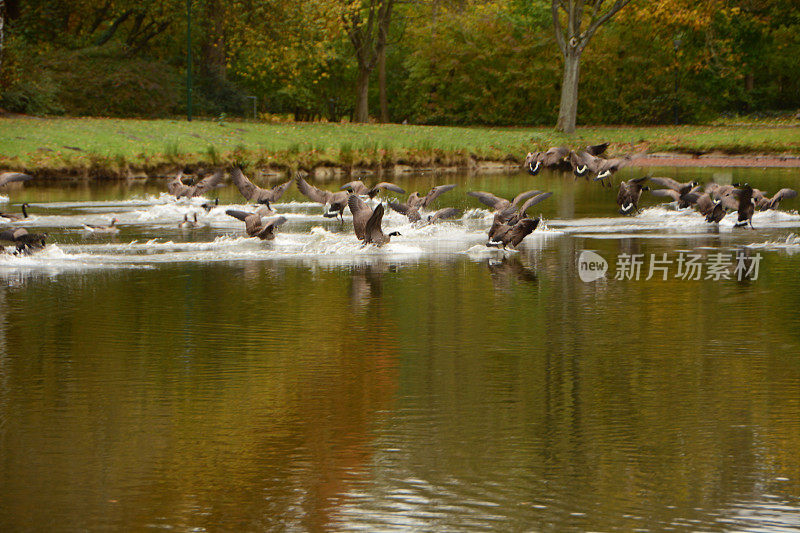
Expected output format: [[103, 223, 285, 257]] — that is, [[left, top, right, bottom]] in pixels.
[[0, 227, 47, 253], [406, 184, 457, 209], [0, 172, 34, 188], [616, 177, 649, 215], [340, 180, 406, 199], [201, 198, 219, 212], [225, 207, 287, 240], [83, 218, 120, 233], [467, 190, 542, 213], [231, 167, 292, 206], [524, 146, 570, 175], [296, 176, 349, 220], [348, 195, 400, 245], [167, 169, 225, 198], [0, 203, 30, 221], [178, 213, 201, 229]]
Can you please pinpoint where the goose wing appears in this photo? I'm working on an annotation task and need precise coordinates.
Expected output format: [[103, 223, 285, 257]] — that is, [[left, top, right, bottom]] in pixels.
[[649, 177, 682, 191], [296, 176, 331, 204], [348, 194, 373, 240], [517, 192, 552, 217], [167, 172, 187, 195], [586, 142, 609, 156], [542, 146, 569, 166], [694, 193, 714, 214], [231, 167, 261, 201], [340, 180, 367, 194], [371, 182, 406, 195], [511, 189, 543, 208], [422, 184, 456, 207], [387, 201, 421, 222], [193, 169, 225, 196], [769, 188, 798, 209], [364, 202, 385, 244], [256, 216, 287, 239], [509, 218, 538, 247], [468, 191, 506, 210], [0, 172, 34, 187], [226, 209, 261, 234], [268, 179, 293, 202], [0, 227, 29, 241]]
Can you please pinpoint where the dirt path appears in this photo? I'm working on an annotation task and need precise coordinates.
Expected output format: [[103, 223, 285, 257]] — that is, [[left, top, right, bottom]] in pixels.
[[632, 153, 800, 168]]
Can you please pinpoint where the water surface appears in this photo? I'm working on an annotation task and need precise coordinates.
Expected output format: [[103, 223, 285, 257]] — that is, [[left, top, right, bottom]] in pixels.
[[1, 167, 799, 531]]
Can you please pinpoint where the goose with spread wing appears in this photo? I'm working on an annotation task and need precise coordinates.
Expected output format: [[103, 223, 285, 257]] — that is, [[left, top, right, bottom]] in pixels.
[[296, 176, 349, 220], [231, 167, 292, 206], [226, 207, 287, 240], [167, 169, 225, 198], [348, 195, 400, 246]]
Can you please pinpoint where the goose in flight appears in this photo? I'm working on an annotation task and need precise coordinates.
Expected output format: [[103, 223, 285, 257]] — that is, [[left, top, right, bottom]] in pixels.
[[296, 176, 349, 220], [231, 167, 293, 206], [348, 195, 400, 246], [225, 207, 287, 240], [167, 169, 225, 198], [0, 227, 47, 253], [340, 180, 406, 199]]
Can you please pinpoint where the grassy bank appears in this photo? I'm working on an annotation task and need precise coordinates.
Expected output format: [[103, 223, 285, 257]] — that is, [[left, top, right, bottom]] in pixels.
[[1, 117, 799, 179]]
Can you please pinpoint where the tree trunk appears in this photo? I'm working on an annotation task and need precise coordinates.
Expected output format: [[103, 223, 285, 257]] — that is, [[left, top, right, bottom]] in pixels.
[[0, 0, 5, 80], [378, 44, 388, 123], [556, 50, 581, 134], [354, 67, 370, 123]]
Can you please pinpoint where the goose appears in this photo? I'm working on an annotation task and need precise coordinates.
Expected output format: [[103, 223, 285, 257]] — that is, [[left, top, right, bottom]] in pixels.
[[201, 198, 219, 212], [524, 146, 570, 175], [167, 169, 225, 198], [706, 183, 735, 201], [586, 142, 609, 156], [0, 172, 34, 188], [340, 180, 406, 199], [406, 184, 456, 209], [231, 167, 293, 206], [570, 151, 630, 187], [225, 207, 287, 240], [0, 227, 47, 253], [178, 213, 201, 229], [753, 188, 797, 210], [296, 176, 349, 220], [467, 190, 542, 213], [0, 203, 30, 221], [388, 201, 460, 224], [348, 195, 400, 246], [731, 183, 756, 228], [487, 192, 552, 244], [694, 193, 727, 223], [83, 218, 120, 233], [649, 178, 701, 209], [616, 177, 649, 215]]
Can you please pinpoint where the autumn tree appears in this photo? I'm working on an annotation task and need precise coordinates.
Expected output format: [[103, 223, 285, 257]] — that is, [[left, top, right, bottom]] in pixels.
[[552, 0, 632, 133]]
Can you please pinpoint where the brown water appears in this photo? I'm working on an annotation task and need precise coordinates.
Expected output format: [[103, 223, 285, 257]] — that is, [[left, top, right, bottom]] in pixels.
[[1, 167, 800, 531]]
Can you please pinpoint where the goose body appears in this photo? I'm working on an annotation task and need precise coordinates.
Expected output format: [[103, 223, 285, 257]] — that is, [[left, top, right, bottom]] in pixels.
[[616, 177, 649, 215], [340, 180, 405, 199], [524, 146, 570, 175], [83, 218, 120, 233], [0, 227, 47, 253], [467, 190, 542, 213], [731, 184, 756, 228], [296, 176, 349, 219], [167, 170, 225, 198], [0, 172, 34, 188], [179, 213, 201, 229], [407, 184, 456, 209], [0, 203, 29, 221], [348, 195, 399, 246], [226, 207, 287, 240]]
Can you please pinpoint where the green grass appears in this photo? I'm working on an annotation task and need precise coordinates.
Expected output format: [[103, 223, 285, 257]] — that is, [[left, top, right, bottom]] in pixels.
[[1, 117, 799, 178]]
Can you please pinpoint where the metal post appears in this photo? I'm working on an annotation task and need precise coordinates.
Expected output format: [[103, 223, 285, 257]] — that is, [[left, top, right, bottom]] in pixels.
[[245, 96, 257, 119], [187, 0, 193, 122]]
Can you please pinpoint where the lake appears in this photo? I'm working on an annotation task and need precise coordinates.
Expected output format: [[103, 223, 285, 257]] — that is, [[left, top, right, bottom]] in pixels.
[[1, 167, 799, 531]]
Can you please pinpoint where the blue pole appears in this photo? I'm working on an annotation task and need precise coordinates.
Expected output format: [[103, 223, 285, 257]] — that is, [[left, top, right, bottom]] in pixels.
[[187, 0, 193, 122]]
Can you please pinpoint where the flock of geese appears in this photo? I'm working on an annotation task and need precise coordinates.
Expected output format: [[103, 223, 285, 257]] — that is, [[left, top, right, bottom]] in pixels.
[[1, 145, 798, 254]]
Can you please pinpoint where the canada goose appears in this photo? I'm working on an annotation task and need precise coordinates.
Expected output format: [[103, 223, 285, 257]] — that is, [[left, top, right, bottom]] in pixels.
[[178, 213, 200, 229], [407, 184, 456, 209], [0, 227, 47, 253], [225, 207, 287, 240], [231, 167, 292, 206], [487, 192, 551, 245], [753, 188, 797, 210], [296, 176, 349, 220], [201, 198, 219, 212], [694, 193, 727, 223], [0, 203, 30, 221], [616, 177, 649, 215], [706, 183, 735, 201], [348, 195, 400, 246], [524, 146, 570, 175], [167, 169, 225, 198], [340, 180, 406, 199], [586, 142, 609, 156], [649, 179, 701, 209], [731, 183, 756, 228], [0, 172, 34, 188], [387, 201, 460, 224], [570, 151, 629, 187], [467, 190, 542, 213], [83, 218, 120, 233]]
